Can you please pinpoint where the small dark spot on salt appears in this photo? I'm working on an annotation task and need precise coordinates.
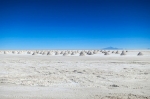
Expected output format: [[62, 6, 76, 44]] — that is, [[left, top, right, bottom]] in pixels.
[[110, 84, 119, 87], [73, 70, 77, 72]]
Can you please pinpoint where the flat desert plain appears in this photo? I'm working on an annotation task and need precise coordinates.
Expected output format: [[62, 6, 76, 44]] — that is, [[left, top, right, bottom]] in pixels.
[[0, 50, 150, 99]]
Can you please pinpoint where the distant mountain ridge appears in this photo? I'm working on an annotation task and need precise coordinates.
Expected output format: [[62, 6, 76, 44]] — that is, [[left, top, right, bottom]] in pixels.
[[102, 47, 122, 50]]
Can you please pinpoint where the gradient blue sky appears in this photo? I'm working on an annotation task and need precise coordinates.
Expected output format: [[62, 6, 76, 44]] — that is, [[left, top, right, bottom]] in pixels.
[[0, 0, 150, 49]]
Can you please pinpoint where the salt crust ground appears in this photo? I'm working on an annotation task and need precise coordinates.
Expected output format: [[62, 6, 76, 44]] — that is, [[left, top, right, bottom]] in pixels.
[[0, 50, 150, 99]]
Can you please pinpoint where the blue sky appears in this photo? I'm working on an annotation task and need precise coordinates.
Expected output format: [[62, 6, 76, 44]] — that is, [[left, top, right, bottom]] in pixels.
[[0, 0, 150, 49]]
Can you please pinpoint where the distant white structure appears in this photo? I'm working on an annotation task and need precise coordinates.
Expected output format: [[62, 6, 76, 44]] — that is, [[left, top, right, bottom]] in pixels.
[[63, 52, 68, 56], [47, 52, 52, 55], [137, 52, 143, 56], [42, 52, 47, 55], [55, 52, 59, 55], [32, 52, 37, 55], [18, 52, 20, 54], [87, 51, 93, 55], [120, 51, 126, 56], [80, 51, 85, 56], [71, 52, 75, 55], [115, 51, 119, 54], [4, 51, 7, 54], [27, 51, 31, 54], [104, 52, 109, 55]]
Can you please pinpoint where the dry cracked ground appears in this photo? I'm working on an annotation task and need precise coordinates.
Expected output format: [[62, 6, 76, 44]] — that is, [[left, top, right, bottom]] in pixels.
[[0, 55, 150, 99]]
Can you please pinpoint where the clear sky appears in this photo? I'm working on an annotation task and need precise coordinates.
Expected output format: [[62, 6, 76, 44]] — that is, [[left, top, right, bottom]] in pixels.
[[0, 0, 150, 49]]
